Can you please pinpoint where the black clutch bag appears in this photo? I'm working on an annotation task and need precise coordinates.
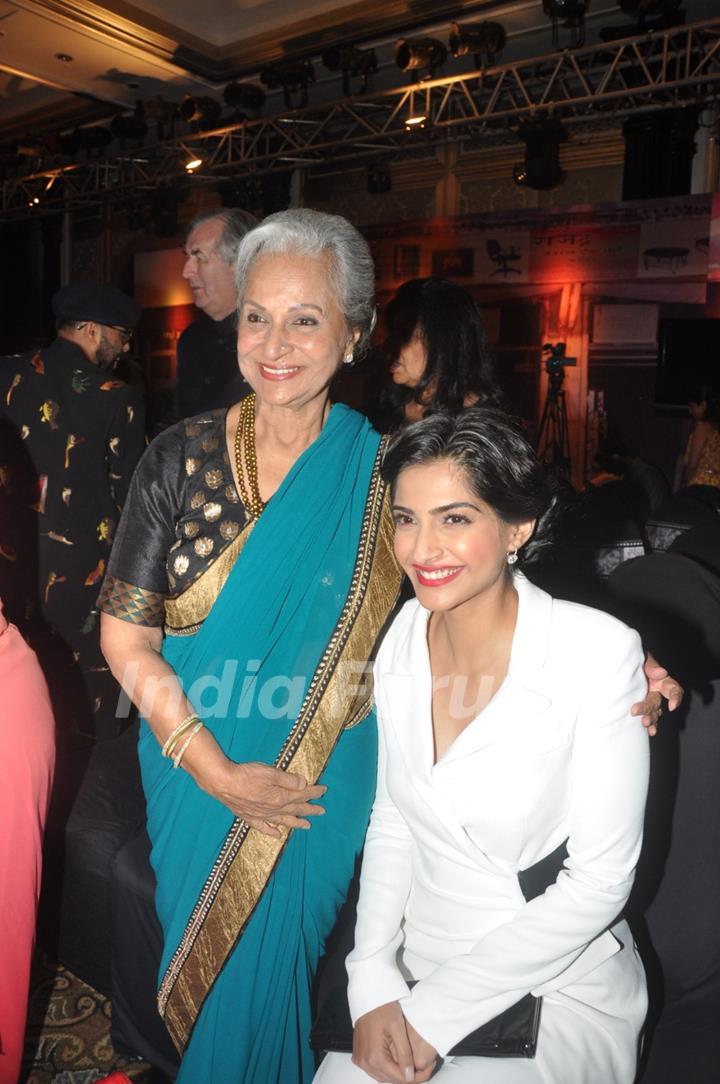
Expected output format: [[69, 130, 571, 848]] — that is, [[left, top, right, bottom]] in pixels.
[[310, 983, 541, 1058], [310, 839, 567, 1060]]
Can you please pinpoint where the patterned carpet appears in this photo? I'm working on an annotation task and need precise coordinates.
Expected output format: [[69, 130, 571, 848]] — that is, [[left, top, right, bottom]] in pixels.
[[21, 955, 154, 1084]]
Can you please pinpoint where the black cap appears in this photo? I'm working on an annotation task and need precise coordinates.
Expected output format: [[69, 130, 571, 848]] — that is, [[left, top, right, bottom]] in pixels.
[[52, 282, 141, 328]]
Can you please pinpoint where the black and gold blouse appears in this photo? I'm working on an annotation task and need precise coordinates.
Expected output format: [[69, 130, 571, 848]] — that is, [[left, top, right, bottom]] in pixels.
[[98, 410, 248, 630]]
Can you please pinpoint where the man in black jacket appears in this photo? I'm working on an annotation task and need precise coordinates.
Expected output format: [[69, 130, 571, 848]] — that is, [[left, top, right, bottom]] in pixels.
[[176, 207, 257, 419], [0, 281, 145, 738]]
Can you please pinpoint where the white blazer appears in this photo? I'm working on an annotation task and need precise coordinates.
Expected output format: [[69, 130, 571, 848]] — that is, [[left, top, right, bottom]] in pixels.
[[347, 573, 649, 1078]]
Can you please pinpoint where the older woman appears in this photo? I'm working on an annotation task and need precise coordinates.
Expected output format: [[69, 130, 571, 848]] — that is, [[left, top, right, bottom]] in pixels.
[[100, 210, 403, 1084], [101, 210, 670, 1084]]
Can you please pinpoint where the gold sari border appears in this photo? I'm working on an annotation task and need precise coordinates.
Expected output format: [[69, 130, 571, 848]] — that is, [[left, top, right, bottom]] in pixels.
[[159, 436, 402, 1052], [163, 520, 255, 634]]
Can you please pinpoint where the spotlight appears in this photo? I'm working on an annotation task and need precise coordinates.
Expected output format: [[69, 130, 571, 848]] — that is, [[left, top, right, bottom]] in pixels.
[[223, 82, 266, 118], [367, 163, 391, 194], [404, 90, 427, 128], [260, 60, 315, 109], [321, 45, 378, 96], [179, 95, 222, 131], [513, 118, 567, 190], [449, 21, 507, 67], [542, 0, 591, 49], [185, 156, 203, 172], [395, 37, 447, 79]]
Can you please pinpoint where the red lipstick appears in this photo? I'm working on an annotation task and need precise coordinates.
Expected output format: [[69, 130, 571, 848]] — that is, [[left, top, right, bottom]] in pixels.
[[413, 565, 463, 588]]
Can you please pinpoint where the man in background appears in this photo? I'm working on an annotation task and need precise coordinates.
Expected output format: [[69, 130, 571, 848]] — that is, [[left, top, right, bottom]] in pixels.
[[0, 282, 145, 740], [176, 207, 257, 418]]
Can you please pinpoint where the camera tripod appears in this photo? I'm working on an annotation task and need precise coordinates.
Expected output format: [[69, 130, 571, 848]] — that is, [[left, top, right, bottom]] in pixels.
[[536, 345, 573, 479]]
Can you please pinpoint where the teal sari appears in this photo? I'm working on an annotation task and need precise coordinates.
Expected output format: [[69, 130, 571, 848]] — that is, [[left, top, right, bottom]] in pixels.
[[139, 405, 400, 1083]]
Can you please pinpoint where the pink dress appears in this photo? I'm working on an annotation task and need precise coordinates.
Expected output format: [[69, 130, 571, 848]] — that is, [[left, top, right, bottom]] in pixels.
[[0, 601, 55, 1084]]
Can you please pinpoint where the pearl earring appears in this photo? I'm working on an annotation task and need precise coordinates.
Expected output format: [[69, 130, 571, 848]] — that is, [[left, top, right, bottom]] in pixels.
[[343, 352, 354, 365]]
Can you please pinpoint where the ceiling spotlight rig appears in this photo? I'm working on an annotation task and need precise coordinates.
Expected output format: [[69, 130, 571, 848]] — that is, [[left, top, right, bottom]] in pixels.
[[179, 96, 223, 132], [513, 117, 568, 190], [449, 21, 507, 68], [395, 37, 447, 81], [542, 0, 591, 50], [223, 82, 266, 119], [321, 45, 378, 96], [261, 60, 315, 109]]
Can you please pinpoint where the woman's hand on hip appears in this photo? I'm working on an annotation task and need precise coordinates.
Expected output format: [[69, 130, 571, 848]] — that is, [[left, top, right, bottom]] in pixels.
[[209, 760, 326, 836], [353, 1002, 417, 1083]]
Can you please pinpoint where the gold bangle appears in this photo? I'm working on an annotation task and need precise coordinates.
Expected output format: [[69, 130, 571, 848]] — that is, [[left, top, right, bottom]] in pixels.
[[161, 712, 200, 759], [172, 720, 204, 769]]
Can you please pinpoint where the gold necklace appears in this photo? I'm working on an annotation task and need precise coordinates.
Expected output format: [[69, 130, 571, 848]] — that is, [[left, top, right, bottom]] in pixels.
[[234, 393, 265, 520]]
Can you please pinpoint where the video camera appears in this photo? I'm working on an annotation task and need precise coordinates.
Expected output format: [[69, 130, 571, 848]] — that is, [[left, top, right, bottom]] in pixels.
[[542, 342, 577, 372]]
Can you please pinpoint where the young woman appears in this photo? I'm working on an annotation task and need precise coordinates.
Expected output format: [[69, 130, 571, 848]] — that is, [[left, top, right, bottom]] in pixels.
[[682, 385, 720, 489], [380, 277, 503, 425], [315, 408, 649, 1084]]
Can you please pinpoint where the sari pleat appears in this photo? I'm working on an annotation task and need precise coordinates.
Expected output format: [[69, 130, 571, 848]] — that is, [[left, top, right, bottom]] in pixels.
[[139, 405, 394, 1083]]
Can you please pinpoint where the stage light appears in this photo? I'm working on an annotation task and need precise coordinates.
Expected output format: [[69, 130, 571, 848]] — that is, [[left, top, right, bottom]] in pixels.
[[513, 118, 567, 190], [542, 0, 591, 49], [179, 95, 222, 131], [395, 37, 447, 79], [448, 21, 507, 66], [321, 45, 378, 95], [223, 83, 266, 117], [260, 60, 315, 109], [185, 157, 203, 172]]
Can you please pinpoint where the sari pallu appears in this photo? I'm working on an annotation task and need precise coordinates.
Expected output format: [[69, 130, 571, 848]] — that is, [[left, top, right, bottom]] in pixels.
[[139, 405, 401, 1084]]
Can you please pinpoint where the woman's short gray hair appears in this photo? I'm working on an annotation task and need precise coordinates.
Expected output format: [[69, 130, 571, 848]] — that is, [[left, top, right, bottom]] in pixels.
[[234, 208, 377, 359]]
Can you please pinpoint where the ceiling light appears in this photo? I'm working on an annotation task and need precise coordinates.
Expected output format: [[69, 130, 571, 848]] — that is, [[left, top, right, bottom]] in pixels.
[[223, 83, 266, 118], [395, 37, 447, 79], [542, 0, 591, 49], [513, 118, 568, 190], [405, 112, 427, 128], [179, 95, 222, 132], [260, 60, 315, 109], [55, 53, 73, 63], [449, 21, 507, 66], [185, 157, 203, 172], [322, 46, 378, 96]]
